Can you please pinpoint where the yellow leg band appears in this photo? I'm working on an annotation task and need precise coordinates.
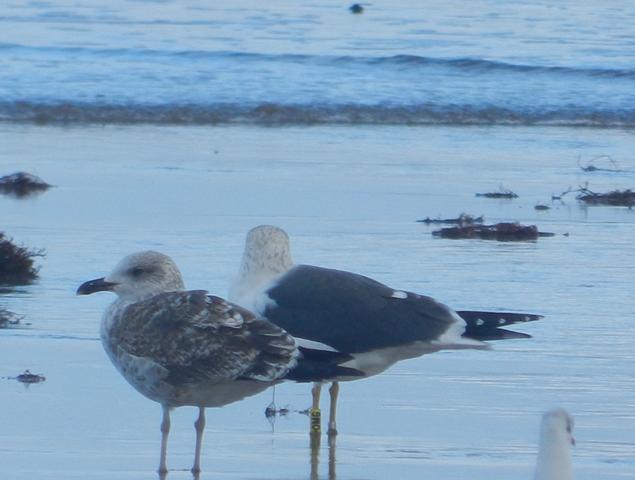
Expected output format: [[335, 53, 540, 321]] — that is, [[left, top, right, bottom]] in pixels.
[[310, 408, 321, 433]]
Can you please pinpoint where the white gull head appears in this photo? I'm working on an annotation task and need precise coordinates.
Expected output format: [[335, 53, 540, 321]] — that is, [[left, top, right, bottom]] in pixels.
[[534, 408, 575, 480], [229, 225, 294, 310], [77, 250, 185, 302]]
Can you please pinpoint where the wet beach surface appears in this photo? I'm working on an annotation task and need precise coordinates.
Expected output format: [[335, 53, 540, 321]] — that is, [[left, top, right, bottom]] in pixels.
[[1, 124, 634, 479]]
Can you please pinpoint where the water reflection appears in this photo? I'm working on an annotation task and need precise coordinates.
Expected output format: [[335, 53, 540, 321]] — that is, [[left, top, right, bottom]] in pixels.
[[153, 431, 337, 480], [310, 432, 337, 480]]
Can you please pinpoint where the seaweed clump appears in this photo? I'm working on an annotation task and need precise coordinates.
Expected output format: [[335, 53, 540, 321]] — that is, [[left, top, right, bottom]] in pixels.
[[0, 172, 51, 198], [475, 187, 518, 199], [0, 308, 22, 328], [0, 233, 44, 285], [417, 213, 484, 225], [555, 185, 635, 207], [14, 370, 46, 384], [577, 188, 635, 207], [432, 222, 554, 241]]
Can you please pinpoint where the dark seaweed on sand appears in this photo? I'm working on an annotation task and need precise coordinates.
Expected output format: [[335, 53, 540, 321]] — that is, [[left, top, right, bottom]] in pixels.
[[577, 188, 635, 207], [432, 222, 554, 241], [0, 172, 51, 198], [417, 213, 484, 225], [475, 186, 518, 199], [14, 370, 46, 384], [0, 233, 44, 285], [555, 184, 635, 207], [0, 308, 22, 328]]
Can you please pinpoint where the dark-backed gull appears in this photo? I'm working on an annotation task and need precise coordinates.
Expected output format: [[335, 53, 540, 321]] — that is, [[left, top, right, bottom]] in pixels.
[[77, 251, 359, 474], [534, 408, 575, 480], [229, 225, 543, 435]]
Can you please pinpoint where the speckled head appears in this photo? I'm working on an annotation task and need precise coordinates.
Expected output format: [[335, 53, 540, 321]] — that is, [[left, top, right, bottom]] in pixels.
[[241, 225, 294, 274], [77, 250, 185, 301]]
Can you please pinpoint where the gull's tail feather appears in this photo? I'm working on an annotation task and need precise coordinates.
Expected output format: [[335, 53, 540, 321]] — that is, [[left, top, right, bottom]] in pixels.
[[457, 310, 543, 341]]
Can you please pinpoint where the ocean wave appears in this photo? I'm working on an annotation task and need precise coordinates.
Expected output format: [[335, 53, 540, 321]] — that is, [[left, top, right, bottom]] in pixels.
[[2, 42, 634, 79], [2, 101, 634, 127]]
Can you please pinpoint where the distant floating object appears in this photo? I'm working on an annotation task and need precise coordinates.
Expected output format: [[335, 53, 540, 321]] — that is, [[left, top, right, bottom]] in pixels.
[[349, 3, 364, 14]]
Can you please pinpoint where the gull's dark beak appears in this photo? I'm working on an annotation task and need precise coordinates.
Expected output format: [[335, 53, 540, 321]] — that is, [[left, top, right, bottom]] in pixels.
[[570, 435, 576, 446], [76, 277, 118, 295]]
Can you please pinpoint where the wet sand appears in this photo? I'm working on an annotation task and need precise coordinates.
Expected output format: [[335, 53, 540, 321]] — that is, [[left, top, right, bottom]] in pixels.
[[1, 124, 634, 479]]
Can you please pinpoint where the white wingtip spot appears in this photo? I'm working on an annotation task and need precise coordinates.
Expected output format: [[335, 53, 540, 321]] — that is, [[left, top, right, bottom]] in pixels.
[[391, 290, 408, 299], [498, 318, 506, 325], [476, 318, 485, 326]]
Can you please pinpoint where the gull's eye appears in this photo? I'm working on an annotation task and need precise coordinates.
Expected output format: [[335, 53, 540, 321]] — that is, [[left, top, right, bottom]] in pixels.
[[130, 266, 145, 277]]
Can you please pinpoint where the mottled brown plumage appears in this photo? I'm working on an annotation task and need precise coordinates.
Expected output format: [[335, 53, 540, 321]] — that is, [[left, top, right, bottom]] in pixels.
[[108, 291, 297, 387]]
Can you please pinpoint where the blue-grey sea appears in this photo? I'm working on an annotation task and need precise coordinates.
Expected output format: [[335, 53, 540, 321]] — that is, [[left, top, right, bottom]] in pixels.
[[1, 0, 635, 126], [1, 2, 634, 480]]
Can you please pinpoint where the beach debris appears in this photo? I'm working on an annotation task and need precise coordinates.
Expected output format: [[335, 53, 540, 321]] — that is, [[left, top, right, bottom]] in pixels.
[[534, 204, 550, 211], [432, 222, 555, 241], [0, 308, 22, 328], [0, 172, 51, 198], [264, 387, 291, 428], [349, 3, 365, 14], [556, 184, 635, 207], [578, 155, 623, 173], [264, 398, 292, 431], [417, 213, 484, 225], [552, 185, 579, 201], [475, 186, 519, 199], [265, 403, 291, 418], [12, 370, 46, 384], [0, 233, 44, 285], [577, 188, 635, 207]]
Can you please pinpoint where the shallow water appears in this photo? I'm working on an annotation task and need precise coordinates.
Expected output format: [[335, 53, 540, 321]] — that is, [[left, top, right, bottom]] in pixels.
[[2, 0, 635, 125], [1, 124, 634, 479]]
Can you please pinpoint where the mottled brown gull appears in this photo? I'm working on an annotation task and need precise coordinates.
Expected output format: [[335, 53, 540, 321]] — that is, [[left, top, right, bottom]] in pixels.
[[229, 225, 543, 435], [77, 250, 358, 474]]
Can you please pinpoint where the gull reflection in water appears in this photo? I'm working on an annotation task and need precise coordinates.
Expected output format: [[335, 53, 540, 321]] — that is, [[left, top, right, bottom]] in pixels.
[[310, 431, 337, 480]]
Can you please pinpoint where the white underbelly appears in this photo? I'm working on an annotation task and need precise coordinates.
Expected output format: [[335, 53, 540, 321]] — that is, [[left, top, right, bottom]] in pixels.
[[335, 339, 486, 381]]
